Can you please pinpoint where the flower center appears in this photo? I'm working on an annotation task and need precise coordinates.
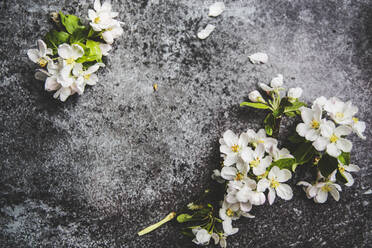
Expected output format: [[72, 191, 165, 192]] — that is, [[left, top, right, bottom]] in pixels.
[[226, 208, 234, 217], [352, 117, 359, 123], [234, 172, 244, 181], [321, 185, 331, 192], [270, 179, 279, 189], [231, 145, 239, 153], [94, 17, 101, 24], [338, 164, 345, 174], [335, 112, 344, 119], [66, 58, 75, 65], [38, 58, 47, 67], [330, 134, 338, 143], [84, 74, 91, 80], [250, 158, 260, 168], [310, 120, 320, 129]]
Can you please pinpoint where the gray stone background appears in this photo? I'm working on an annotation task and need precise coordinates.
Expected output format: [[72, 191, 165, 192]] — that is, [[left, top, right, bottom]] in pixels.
[[0, 0, 371, 247]]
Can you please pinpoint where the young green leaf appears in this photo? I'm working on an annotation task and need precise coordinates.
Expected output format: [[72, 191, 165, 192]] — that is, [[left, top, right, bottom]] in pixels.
[[264, 113, 274, 136], [59, 11, 86, 35], [338, 152, 350, 165], [284, 101, 306, 113], [76, 40, 103, 63], [293, 142, 316, 165], [44, 30, 70, 53], [318, 154, 338, 178], [271, 158, 296, 170], [176, 214, 194, 223], [240, 102, 270, 109]]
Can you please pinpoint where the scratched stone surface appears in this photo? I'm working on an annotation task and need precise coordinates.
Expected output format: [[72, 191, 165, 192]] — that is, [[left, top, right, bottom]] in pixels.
[[0, 0, 371, 247]]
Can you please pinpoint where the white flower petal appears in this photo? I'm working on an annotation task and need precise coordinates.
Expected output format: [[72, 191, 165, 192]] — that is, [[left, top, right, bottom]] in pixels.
[[313, 137, 328, 151], [45, 76, 60, 91], [257, 178, 270, 192], [277, 169, 292, 183], [315, 190, 328, 203], [270, 74, 283, 88], [197, 24, 215, 40], [345, 164, 360, 172], [268, 187, 276, 205], [224, 154, 238, 166], [70, 44, 84, 59], [58, 44, 72, 59], [335, 125, 352, 137], [248, 52, 268, 64], [27, 49, 40, 63], [300, 107, 313, 124], [259, 83, 273, 92], [296, 123, 309, 137], [329, 186, 340, 201], [326, 143, 341, 157], [276, 183, 293, 200], [221, 167, 237, 180], [102, 30, 114, 44], [37, 39, 48, 56], [336, 138, 352, 153], [223, 130, 238, 147], [208, 2, 225, 17], [58, 87, 72, 102]]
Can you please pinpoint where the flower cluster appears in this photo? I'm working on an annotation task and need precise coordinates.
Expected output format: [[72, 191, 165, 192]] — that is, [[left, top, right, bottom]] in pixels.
[[197, 129, 294, 247], [297, 96, 366, 157], [27, 0, 123, 101]]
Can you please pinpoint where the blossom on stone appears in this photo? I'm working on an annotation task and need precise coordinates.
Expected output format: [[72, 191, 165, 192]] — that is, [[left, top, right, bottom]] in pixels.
[[313, 120, 352, 157], [248, 90, 266, 103], [269, 146, 294, 161], [257, 166, 293, 204], [222, 218, 239, 236], [27, 40, 53, 68], [338, 161, 360, 187], [312, 96, 328, 109], [220, 130, 249, 166], [192, 228, 211, 245], [248, 52, 268, 64], [350, 116, 366, 139], [88, 0, 118, 31], [225, 178, 265, 207], [259, 74, 284, 92], [241, 144, 272, 176], [102, 20, 124, 44], [324, 97, 358, 125], [246, 128, 278, 151], [72, 63, 102, 95], [297, 173, 342, 203], [296, 104, 324, 141], [287, 87, 303, 99]]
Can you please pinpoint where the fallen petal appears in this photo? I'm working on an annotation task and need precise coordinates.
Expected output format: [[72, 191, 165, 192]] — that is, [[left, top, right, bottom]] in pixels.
[[208, 2, 225, 17], [248, 52, 268, 64], [197, 24, 216, 40]]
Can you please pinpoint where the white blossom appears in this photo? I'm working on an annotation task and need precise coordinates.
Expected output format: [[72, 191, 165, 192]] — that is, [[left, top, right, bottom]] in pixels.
[[192, 228, 211, 245], [246, 129, 278, 151], [350, 117, 366, 139], [338, 161, 360, 187], [27, 40, 53, 68], [313, 120, 352, 157], [287, 87, 303, 99], [269, 146, 294, 161], [102, 20, 124, 44], [296, 104, 324, 141], [241, 144, 272, 176], [324, 97, 358, 125], [248, 90, 266, 103], [88, 0, 118, 31], [257, 166, 293, 204], [312, 96, 328, 109], [72, 63, 103, 95], [219, 130, 249, 166]]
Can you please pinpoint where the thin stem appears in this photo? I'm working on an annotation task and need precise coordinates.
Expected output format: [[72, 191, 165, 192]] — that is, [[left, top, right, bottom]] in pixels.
[[138, 212, 176, 236]]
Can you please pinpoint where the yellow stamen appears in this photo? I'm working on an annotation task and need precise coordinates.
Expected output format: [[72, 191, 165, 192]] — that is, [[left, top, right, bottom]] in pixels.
[[310, 120, 320, 129], [235, 172, 244, 181], [335, 112, 344, 119], [250, 158, 260, 168], [352, 117, 359, 123], [231, 145, 239, 153], [94, 17, 100, 24], [38, 58, 48, 67], [330, 134, 338, 143], [321, 185, 331, 192], [138, 212, 176, 236], [338, 164, 345, 174], [84, 74, 91, 80], [66, 58, 75, 65], [153, 83, 158, 91], [258, 140, 265, 144], [226, 208, 234, 217], [270, 179, 279, 189]]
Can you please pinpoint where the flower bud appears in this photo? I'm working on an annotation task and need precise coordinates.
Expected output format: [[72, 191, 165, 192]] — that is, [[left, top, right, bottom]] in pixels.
[[270, 74, 283, 88], [50, 12, 60, 24], [248, 90, 265, 103], [287, 87, 303, 99]]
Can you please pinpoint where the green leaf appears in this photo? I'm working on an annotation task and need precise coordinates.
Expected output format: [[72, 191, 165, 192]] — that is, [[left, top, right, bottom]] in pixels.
[[70, 27, 88, 44], [284, 101, 306, 113], [338, 152, 350, 165], [271, 158, 296, 170], [180, 230, 194, 237], [336, 171, 348, 184], [264, 113, 274, 136], [59, 11, 86, 35], [240, 102, 270, 109], [176, 214, 193, 223], [285, 111, 297, 117], [318, 154, 338, 178], [44, 30, 70, 54], [288, 133, 306, 144], [76, 40, 102, 63], [293, 142, 316, 165]]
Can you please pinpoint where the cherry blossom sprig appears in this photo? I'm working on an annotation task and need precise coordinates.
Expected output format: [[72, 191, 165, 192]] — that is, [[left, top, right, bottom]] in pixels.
[[27, 0, 123, 101], [241, 74, 306, 137]]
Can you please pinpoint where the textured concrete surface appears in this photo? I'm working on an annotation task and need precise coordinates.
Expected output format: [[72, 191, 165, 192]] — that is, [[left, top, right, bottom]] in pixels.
[[0, 0, 371, 247]]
